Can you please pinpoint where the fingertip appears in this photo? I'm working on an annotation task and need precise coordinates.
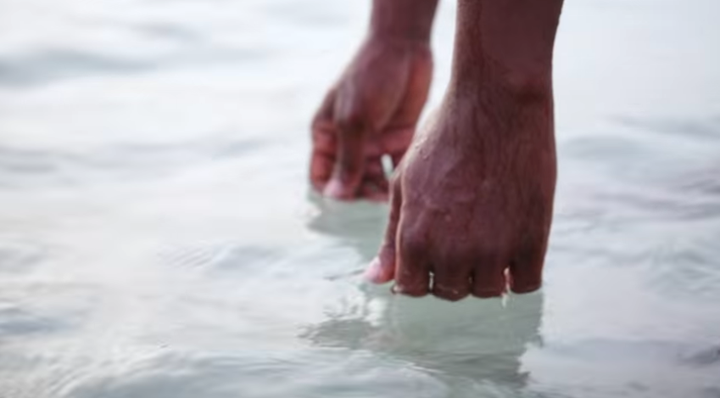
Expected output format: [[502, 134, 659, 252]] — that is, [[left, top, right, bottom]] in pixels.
[[309, 152, 334, 193], [364, 257, 394, 284], [510, 281, 542, 294], [509, 256, 544, 295], [323, 179, 350, 200]]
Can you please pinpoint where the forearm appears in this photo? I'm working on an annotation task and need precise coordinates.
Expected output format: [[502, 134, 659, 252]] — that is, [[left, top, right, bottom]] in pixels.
[[369, 0, 439, 43], [451, 0, 564, 94]]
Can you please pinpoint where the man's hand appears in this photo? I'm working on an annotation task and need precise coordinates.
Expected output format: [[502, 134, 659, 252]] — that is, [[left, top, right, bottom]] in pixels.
[[365, 84, 557, 300], [310, 37, 432, 201], [362, 0, 563, 300]]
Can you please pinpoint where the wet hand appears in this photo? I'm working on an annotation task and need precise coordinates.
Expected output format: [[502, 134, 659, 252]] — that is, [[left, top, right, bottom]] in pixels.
[[310, 37, 432, 201], [365, 86, 557, 300]]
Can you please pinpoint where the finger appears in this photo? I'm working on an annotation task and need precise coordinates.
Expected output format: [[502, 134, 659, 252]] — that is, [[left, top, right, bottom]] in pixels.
[[310, 89, 338, 191], [310, 126, 335, 191], [393, 226, 431, 297], [472, 252, 509, 298], [310, 151, 334, 192], [323, 115, 368, 200], [364, 180, 402, 283], [431, 262, 472, 302], [509, 240, 548, 294], [383, 126, 414, 169], [357, 156, 389, 201]]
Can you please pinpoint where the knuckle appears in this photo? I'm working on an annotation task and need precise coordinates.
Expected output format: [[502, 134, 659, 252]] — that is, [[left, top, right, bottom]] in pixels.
[[433, 245, 486, 272], [311, 119, 334, 137], [335, 110, 368, 135], [311, 132, 336, 155]]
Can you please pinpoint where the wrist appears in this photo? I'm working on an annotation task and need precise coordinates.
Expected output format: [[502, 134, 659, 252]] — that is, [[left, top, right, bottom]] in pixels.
[[451, 67, 553, 105], [450, 0, 560, 103], [369, 0, 438, 43]]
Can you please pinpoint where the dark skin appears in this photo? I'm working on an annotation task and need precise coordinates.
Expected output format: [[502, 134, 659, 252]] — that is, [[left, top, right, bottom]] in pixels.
[[312, 0, 564, 300], [310, 0, 437, 201]]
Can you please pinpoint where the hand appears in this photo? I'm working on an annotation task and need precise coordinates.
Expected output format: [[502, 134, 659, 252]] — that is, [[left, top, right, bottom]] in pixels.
[[310, 37, 432, 201], [364, 85, 557, 300]]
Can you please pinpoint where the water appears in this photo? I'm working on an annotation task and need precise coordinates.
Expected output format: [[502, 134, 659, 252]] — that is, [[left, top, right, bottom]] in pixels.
[[1, 0, 719, 397]]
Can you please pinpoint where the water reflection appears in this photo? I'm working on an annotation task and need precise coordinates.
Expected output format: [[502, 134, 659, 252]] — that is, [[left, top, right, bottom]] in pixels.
[[305, 191, 386, 263], [66, 354, 292, 398], [63, 348, 452, 398], [305, 199, 544, 393], [305, 293, 543, 391], [2, 0, 719, 395]]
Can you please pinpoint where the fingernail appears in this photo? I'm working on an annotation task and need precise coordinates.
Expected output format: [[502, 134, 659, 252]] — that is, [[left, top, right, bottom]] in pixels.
[[323, 179, 344, 199], [363, 257, 382, 282]]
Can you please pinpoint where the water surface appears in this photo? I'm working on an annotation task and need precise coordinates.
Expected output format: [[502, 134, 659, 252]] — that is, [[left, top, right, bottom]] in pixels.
[[1, 0, 720, 397]]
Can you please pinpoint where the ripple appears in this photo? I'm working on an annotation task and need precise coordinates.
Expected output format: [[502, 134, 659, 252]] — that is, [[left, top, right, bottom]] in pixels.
[[0, 283, 97, 340], [614, 115, 720, 144], [0, 306, 68, 336], [63, 351, 448, 398], [0, 50, 155, 88], [0, 240, 46, 274], [682, 346, 720, 367], [158, 243, 282, 274], [647, 237, 720, 300], [0, 138, 262, 189], [133, 23, 203, 43]]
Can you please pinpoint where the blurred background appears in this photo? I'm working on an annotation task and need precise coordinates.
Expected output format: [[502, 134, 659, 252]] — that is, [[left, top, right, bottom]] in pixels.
[[1, 0, 719, 397]]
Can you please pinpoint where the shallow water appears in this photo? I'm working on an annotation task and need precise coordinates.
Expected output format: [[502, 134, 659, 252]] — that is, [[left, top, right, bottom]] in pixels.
[[1, 0, 720, 397]]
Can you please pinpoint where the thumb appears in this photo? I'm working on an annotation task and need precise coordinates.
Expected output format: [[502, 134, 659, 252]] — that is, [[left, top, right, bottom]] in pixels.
[[364, 178, 403, 283]]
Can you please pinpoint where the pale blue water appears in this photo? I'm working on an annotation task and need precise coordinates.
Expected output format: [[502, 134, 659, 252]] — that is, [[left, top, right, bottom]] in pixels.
[[1, 0, 720, 397]]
